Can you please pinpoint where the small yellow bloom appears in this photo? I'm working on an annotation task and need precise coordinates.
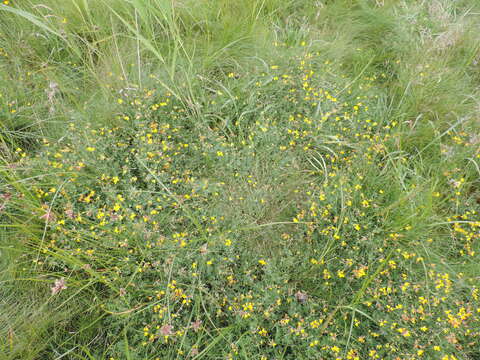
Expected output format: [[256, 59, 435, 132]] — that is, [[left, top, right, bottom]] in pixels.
[[331, 345, 340, 353]]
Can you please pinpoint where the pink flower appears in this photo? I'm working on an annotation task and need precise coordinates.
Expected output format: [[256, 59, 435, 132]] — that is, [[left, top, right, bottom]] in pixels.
[[191, 320, 202, 332], [159, 324, 173, 336], [190, 348, 199, 357], [40, 209, 56, 222], [65, 209, 75, 219], [0, 192, 12, 201], [51, 278, 67, 295]]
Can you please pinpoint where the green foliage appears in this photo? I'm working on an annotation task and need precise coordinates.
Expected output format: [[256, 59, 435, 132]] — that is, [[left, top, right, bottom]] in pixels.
[[1, 0, 480, 359]]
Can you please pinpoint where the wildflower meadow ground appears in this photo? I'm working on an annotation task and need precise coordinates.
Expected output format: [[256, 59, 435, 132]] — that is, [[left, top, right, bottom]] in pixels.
[[1, 1, 480, 359]]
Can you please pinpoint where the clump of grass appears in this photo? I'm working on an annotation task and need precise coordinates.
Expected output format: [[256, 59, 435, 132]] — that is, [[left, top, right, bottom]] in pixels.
[[1, 0, 480, 359]]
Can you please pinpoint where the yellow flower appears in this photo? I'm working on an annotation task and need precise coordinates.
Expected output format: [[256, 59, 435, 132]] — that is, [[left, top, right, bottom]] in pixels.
[[257, 328, 267, 336], [353, 266, 367, 278]]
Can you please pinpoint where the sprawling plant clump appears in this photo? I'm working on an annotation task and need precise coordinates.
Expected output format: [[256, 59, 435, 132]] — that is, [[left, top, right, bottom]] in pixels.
[[1, 0, 480, 359]]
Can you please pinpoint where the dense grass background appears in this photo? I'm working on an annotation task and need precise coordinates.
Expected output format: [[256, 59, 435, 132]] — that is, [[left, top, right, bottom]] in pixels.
[[1, 0, 480, 359]]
